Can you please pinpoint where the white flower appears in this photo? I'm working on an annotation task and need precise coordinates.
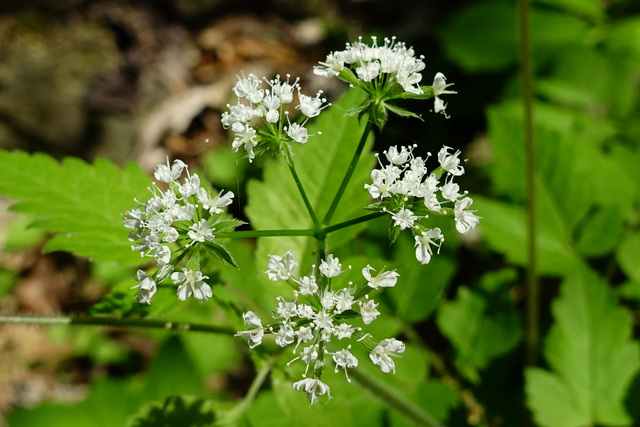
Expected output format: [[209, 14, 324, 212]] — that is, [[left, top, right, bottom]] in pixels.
[[197, 189, 234, 215], [154, 158, 186, 183], [333, 322, 355, 339], [333, 348, 358, 381], [333, 288, 354, 313], [391, 208, 419, 230], [296, 275, 318, 295], [233, 73, 264, 104], [275, 323, 295, 347], [454, 197, 481, 234], [370, 338, 405, 374], [293, 378, 331, 405], [384, 145, 411, 165], [172, 268, 212, 302], [414, 228, 444, 265], [319, 254, 342, 278], [441, 180, 461, 201], [266, 251, 297, 281], [362, 265, 399, 289], [235, 311, 264, 349], [437, 146, 465, 176], [286, 122, 309, 144], [297, 90, 327, 118], [432, 72, 457, 118], [187, 219, 215, 245], [360, 298, 380, 324], [131, 270, 157, 304]]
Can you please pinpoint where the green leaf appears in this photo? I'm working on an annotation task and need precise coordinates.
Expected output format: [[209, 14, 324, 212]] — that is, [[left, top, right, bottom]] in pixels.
[[525, 267, 640, 427], [436, 279, 522, 383], [617, 231, 640, 283], [270, 369, 383, 427], [0, 151, 151, 265], [143, 335, 205, 401], [388, 233, 457, 323], [126, 396, 216, 427], [533, 0, 604, 21], [440, 0, 589, 72], [473, 196, 579, 275], [245, 89, 374, 270], [575, 205, 624, 257]]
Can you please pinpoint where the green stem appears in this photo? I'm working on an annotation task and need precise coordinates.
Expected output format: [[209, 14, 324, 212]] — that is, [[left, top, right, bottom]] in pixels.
[[0, 315, 236, 335], [216, 229, 315, 239], [519, 0, 538, 367], [286, 154, 321, 230], [321, 212, 385, 235], [232, 354, 278, 422], [349, 367, 443, 427], [323, 120, 373, 225]]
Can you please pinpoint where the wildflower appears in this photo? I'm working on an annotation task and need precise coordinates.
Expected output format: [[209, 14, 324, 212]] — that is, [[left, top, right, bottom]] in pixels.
[[293, 378, 331, 405], [437, 146, 465, 176], [370, 338, 405, 374], [172, 268, 212, 302], [454, 197, 481, 234], [235, 311, 264, 349], [432, 72, 457, 118], [414, 228, 444, 265], [266, 251, 297, 281], [236, 253, 404, 404], [124, 159, 238, 304], [362, 265, 399, 289], [131, 270, 157, 304], [222, 74, 329, 162]]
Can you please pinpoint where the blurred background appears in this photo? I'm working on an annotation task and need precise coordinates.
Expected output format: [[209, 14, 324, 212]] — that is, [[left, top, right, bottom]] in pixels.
[[1, 0, 639, 425]]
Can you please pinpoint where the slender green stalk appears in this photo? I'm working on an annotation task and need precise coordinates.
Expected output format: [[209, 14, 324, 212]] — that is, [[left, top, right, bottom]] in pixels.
[[321, 212, 385, 235], [519, 0, 538, 367], [323, 120, 373, 225], [286, 155, 321, 230], [349, 367, 443, 427], [0, 315, 236, 335], [216, 229, 315, 239], [232, 354, 278, 423]]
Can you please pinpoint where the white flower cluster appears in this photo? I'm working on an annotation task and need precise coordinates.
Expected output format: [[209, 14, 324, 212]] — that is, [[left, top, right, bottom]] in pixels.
[[365, 145, 481, 264], [221, 73, 329, 162], [236, 252, 405, 405], [314, 36, 426, 95], [124, 159, 236, 304]]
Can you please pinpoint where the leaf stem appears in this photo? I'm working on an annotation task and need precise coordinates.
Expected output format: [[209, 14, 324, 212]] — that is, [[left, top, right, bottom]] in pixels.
[[321, 212, 385, 235], [519, 0, 538, 367], [216, 229, 315, 239], [0, 315, 236, 335], [349, 367, 443, 427], [322, 120, 373, 225], [285, 153, 321, 230]]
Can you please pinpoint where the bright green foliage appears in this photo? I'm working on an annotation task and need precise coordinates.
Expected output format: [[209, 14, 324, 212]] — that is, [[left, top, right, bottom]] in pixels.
[[526, 267, 640, 427], [126, 396, 216, 427], [617, 232, 640, 283], [387, 232, 457, 323], [440, 0, 588, 72], [437, 271, 522, 383], [0, 150, 151, 265]]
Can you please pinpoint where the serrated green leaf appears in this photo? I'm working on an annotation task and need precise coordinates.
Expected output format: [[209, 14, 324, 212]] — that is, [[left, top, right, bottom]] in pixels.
[[437, 284, 522, 383], [204, 241, 238, 267], [126, 395, 216, 427], [384, 102, 422, 120], [0, 151, 151, 265], [245, 89, 374, 271], [525, 266, 640, 427]]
